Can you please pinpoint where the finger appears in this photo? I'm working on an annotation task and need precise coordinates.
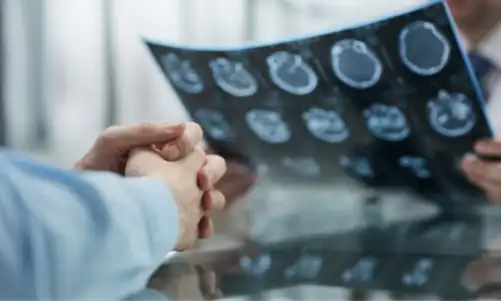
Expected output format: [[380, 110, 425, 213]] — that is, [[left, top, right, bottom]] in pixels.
[[98, 122, 185, 152], [202, 190, 226, 212], [215, 174, 257, 206], [475, 139, 501, 157], [462, 154, 501, 186], [197, 169, 212, 191], [198, 159, 242, 191], [202, 155, 227, 185], [160, 122, 203, 161], [198, 216, 214, 239], [183, 146, 207, 172]]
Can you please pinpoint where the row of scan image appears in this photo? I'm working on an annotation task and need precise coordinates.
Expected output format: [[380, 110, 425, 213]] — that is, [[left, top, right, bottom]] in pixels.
[[163, 21, 451, 96], [278, 154, 430, 179], [239, 252, 435, 287], [196, 90, 476, 145]]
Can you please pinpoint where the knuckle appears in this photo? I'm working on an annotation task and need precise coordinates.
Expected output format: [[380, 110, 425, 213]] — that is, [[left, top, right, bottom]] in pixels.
[[137, 122, 159, 135], [187, 122, 203, 137], [97, 126, 121, 146]]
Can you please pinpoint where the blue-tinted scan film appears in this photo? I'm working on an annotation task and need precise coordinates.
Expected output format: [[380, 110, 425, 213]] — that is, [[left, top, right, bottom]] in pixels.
[[145, 0, 494, 204]]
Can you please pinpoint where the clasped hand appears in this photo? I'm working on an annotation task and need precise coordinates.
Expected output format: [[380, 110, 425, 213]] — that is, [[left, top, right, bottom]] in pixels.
[[76, 122, 228, 251]]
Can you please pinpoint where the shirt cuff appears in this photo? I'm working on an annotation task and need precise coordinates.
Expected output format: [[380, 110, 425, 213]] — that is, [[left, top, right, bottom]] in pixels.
[[125, 178, 179, 264]]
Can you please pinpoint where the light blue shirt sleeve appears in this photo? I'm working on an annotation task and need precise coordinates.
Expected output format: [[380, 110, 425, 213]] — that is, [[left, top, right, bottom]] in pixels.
[[0, 151, 179, 300]]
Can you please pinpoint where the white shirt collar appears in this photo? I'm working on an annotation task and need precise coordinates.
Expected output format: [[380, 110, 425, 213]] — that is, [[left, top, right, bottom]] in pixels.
[[462, 22, 501, 70]]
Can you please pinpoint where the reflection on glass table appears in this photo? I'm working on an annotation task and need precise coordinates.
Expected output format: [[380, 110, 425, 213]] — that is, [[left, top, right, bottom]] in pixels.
[[141, 181, 501, 301]]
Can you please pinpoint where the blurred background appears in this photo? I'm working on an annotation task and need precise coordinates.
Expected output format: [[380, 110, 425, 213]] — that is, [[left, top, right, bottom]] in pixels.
[[1, 0, 424, 167]]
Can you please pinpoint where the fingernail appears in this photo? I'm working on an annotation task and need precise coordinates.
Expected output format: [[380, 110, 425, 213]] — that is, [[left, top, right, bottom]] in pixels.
[[162, 144, 180, 160]]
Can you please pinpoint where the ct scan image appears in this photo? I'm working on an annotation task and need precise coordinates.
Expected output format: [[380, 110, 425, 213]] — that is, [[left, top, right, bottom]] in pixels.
[[399, 21, 451, 76], [146, 0, 494, 202], [427, 90, 476, 137], [302, 107, 349, 143], [209, 57, 259, 97], [364, 104, 411, 142], [399, 156, 431, 179], [331, 39, 383, 89], [160, 53, 204, 94], [245, 109, 292, 144], [194, 108, 235, 141], [267, 51, 318, 95], [340, 156, 374, 178]]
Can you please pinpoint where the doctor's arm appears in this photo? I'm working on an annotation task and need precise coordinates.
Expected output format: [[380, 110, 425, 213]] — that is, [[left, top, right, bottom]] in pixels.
[[0, 152, 180, 300]]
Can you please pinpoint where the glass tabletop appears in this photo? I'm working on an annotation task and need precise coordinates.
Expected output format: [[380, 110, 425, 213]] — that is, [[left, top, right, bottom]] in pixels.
[[139, 180, 501, 301]]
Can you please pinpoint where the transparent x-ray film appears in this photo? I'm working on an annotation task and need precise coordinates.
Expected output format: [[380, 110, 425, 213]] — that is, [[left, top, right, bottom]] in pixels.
[[302, 108, 349, 143], [267, 51, 318, 95], [161, 53, 204, 94], [147, 0, 493, 198], [364, 104, 411, 141], [194, 108, 234, 141], [331, 39, 383, 89], [209, 58, 258, 97], [399, 156, 431, 178], [280, 156, 321, 176], [399, 21, 451, 76], [245, 109, 291, 143], [427, 90, 476, 137]]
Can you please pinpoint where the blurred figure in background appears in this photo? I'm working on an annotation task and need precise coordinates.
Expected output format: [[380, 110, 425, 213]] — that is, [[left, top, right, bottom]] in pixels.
[[451, 0, 501, 205]]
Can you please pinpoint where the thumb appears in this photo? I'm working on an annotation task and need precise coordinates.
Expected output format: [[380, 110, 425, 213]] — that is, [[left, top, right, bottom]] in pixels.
[[98, 122, 186, 152]]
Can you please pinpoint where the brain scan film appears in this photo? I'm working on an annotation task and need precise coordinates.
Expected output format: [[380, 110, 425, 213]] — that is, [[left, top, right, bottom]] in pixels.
[[427, 90, 476, 137], [245, 109, 291, 143], [161, 53, 204, 94], [240, 253, 272, 276], [364, 104, 410, 141], [340, 156, 374, 178], [331, 39, 383, 89], [267, 51, 318, 95], [281, 156, 321, 176], [209, 58, 258, 97], [399, 156, 431, 178], [302, 108, 349, 143], [194, 109, 234, 141], [399, 21, 451, 76]]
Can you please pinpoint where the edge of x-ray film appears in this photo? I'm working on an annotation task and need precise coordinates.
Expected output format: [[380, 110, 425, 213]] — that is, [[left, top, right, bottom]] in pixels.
[[144, 0, 495, 204]]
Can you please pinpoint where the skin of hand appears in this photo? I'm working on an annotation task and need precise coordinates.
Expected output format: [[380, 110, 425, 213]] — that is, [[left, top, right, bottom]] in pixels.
[[215, 160, 257, 208], [125, 147, 227, 251], [461, 139, 501, 205], [205, 150, 257, 208], [75, 122, 203, 174]]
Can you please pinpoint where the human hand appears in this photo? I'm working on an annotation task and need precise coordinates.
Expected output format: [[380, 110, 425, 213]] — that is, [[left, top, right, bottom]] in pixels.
[[75, 122, 202, 174], [461, 139, 501, 204], [125, 147, 227, 250]]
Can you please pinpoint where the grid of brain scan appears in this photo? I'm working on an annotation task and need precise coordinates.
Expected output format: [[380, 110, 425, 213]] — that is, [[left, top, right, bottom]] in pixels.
[[146, 0, 494, 202]]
